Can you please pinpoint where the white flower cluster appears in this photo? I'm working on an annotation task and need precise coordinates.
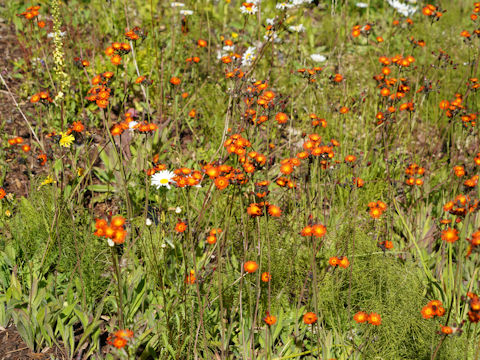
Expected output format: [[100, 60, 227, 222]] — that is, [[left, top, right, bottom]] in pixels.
[[310, 54, 326, 62], [387, 0, 417, 17], [276, 0, 312, 9], [288, 24, 306, 33]]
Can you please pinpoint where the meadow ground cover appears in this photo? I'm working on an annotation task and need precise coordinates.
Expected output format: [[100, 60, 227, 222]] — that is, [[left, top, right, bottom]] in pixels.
[[1, 0, 480, 359]]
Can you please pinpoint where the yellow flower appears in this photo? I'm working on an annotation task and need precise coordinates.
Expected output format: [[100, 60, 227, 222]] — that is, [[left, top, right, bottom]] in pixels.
[[77, 168, 85, 176], [41, 176, 56, 186], [231, 32, 238, 39], [5, 210, 11, 217], [59, 132, 75, 147]]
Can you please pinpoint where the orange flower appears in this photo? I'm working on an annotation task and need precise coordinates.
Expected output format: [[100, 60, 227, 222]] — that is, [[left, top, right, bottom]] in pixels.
[[368, 312, 382, 326], [110, 54, 122, 65], [170, 76, 181, 85], [353, 311, 368, 323], [112, 336, 128, 349], [185, 269, 196, 284], [264, 312, 277, 326], [267, 205, 282, 217], [215, 176, 229, 190], [247, 203, 263, 217], [275, 112, 288, 124], [338, 256, 350, 268], [206, 235, 217, 245], [440, 325, 453, 335], [312, 224, 326, 238], [441, 228, 458, 243], [175, 221, 187, 233], [369, 207, 382, 219], [303, 312, 318, 325], [0, 188, 6, 200], [261, 272, 271, 282], [197, 39, 207, 47], [244, 261, 259, 273], [328, 257, 339, 266]]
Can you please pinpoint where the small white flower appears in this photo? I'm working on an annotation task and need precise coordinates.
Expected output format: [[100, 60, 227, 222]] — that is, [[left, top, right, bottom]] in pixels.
[[146, 218, 153, 226], [356, 2, 368, 8], [47, 31, 66, 39], [266, 18, 275, 26], [179, 9, 193, 15], [151, 170, 175, 190], [241, 46, 257, 67], [276, 2, 293, 9], [310, 54, 326, 62], [291, 0, 313, 5], [223, 45, 234, 52], [171, 2, 185, 7], [107, 239, 115, 247], [288, 24, 306, 33], [175, 206, 182, 214], [128, 121, 138, 130]]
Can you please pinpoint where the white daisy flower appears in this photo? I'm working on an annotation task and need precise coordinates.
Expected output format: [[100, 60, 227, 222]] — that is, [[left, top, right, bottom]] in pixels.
[[179, 9, 193, 15], [310, 54, 326, 62], [288, 24, 306, 32], [240, 3, 258, 14], [241, 46, 257, 67], [266, 18, 275, 25], [387, 0, 417, 17], [276, 2, 293, 9], [151, 170, 175, 190]]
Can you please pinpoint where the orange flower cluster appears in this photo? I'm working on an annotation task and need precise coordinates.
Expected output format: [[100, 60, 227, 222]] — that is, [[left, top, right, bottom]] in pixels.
[[353, 177, 365, 188], [300, 223, 327, 238], [378, 240, 394, 251], [30, 91, 53, 104], [206, 228, 222, 245], [0, 188, 6, 200], [110, 112, 158, 136], [460, 112, 477, 128], [125, 26, 147, 41], [421, 300, 445, 319], [299, 134, 337, 168], [276, 177, 296, 189], [94, 216, 127, 245], [453, 165, 465, 177], [439, 94, 463, 118], [422, 4, 445, 21], [17, 5, 40, 20], [405, 163, 425, 186], [107, 329, 133, 349], [73, 57, 90, 68], [297, 67, 323, 83], [105, 42, 131, 66], [408, 36, 426, 48], [351, 23, 373, 38], [467, 292, 480, 323], [443, 194, 478, 219], [203, 163, 247, 188], [87, 72, 114, 109], [146, 160, 166, 176], [225, 68, 245, 79], [7, 137, 24, 146], [239, 151, 267, 174], [328, 256, 350, 268], [310, 113, 327, 128], [247, 202, 282, 217], [467, 229, 480, 257], [464, 175, 479, 188], [354, 311, 382, 326], [224, 134, 251, 157], [185, 270, 196, 284], [172, 168, 202, 188], [135, 76, 153, 86], [367, 201, 387, 219]]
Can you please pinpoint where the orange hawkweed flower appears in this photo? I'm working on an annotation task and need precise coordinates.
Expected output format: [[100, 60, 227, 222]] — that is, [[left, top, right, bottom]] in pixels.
[[275, 112, 288, 124], [110, 54, 122, 65], [338, 256, 350, 268], [197, 39, 207, 47], [112, 336, 128, 349], [354, 311, 368, 323], [244, 261, 259, 273], [267, 205, 282, 217], [440, 325, 453, 335], [312, 224, 327, 238], [261, 272, 271, 282], [0, 188, 6, 200], [368, 313, 382, 326], [215, 176, 229, 190], [264, 313, 277, 326], [170, 76, 181, 85], [303, 312, 318, 325], [175, 221, 187, 233], [441, 228, 458, 243]]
